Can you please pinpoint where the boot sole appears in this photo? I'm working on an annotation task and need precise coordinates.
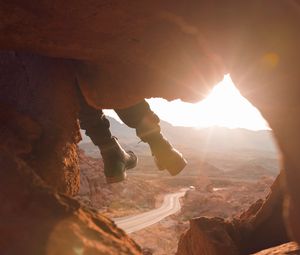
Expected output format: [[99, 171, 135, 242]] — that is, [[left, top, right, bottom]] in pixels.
[[106, 171, 127, 184], [166, 157, 187, 176], [105, 155, 137, 184], [154, 151, 187, 176]]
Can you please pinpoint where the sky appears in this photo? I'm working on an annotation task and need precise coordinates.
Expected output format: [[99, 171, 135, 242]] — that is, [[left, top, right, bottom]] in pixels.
[[104, 75, 269, 131]]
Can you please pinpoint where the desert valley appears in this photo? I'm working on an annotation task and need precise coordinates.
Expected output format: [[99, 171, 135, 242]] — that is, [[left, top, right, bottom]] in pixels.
[[78, 117, 280, 254]]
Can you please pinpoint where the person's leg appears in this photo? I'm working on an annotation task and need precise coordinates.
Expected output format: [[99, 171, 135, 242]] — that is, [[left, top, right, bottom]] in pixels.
[[78, 88, 137, 183], [79, 104, 112, 145], [115, 100, 187, 175]]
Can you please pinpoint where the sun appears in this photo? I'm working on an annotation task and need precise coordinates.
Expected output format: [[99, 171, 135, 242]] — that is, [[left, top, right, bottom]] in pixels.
[[104, 75, 269, 131], [192, 75, 269, 130]]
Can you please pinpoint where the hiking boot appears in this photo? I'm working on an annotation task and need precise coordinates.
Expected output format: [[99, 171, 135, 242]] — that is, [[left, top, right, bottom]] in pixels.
[[99, 137, 138, 183], [147, 134, 187, 176]]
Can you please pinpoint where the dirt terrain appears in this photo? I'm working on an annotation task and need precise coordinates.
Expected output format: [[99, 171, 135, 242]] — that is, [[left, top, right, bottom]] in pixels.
[[78, 120, 279, 254], [127, 176, 274, 255]]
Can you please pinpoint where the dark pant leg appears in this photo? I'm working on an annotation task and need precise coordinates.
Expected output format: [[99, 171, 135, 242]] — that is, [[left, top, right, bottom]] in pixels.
[[114, 100, 160, 141], [77, 86, 112, 146], [114, 100, 159, 128]]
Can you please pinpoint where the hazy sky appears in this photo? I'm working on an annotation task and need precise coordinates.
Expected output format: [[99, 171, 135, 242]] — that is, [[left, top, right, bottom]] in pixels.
[[105, 75, 269, 131]]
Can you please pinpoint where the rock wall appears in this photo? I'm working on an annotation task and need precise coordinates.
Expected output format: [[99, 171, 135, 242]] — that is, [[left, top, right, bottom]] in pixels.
[[1, 1, 300, 254], [0, 53, 141, 254], [0, 1, 226, 108], [0, 142, 141, 255], [253, 242, 300, 255], [176, 174, 289, 255], [0, 51, 80, 195]]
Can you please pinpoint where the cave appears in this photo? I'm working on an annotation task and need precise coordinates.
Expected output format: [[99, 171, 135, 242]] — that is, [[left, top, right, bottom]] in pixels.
[[1, 1, 300, 255]]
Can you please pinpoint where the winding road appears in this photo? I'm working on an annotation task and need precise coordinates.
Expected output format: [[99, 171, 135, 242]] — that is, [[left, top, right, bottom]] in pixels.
[[113, 188, 188, 234]]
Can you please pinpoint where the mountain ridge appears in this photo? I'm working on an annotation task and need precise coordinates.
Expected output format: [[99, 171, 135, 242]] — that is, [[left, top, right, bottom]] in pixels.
[[80, 116, 277, 154]]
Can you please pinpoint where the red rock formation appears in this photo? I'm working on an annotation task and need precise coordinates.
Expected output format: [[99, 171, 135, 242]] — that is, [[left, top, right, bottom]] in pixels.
[[0, 149, 141, 255], [253, 242, 300, 255], [1, 1, 300, 254], [0, 53, 141, 254], [176, 217, 240, 255], [0, 52, 81, 196], [176, 176, 289, 255], [0, 1, 226, 107]]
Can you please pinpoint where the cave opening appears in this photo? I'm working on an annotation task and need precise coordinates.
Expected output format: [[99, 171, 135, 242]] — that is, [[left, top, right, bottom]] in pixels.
[[78, 76, 283, 254], [1, 2, 300, 254]]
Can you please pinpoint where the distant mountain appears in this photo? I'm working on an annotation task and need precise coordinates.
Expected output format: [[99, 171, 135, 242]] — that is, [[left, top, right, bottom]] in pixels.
[[225, 164, 275, 180], [81, 116, 277, 152], [160, 121, 277, 153], [79, 117, 280, 176]]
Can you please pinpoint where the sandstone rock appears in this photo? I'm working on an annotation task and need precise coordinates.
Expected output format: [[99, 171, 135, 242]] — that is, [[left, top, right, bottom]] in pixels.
[[0, 1, 227, 107], [0, 148, 141, 255], [142, 248, 154, 255], [253, 242, 300, 255], [176, 217, 239, 255], [176, 175, 290, 255], [76, 149, 107, 207], [0, 51, 80, 195], [1, 1, 300, 253], [0, 53, 142, 254], [238, 175, 289, 254]]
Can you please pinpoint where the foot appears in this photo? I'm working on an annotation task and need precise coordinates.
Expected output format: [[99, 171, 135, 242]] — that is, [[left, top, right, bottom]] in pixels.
[[148, 135, 187, 176], [99, 137, 138, 183]]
